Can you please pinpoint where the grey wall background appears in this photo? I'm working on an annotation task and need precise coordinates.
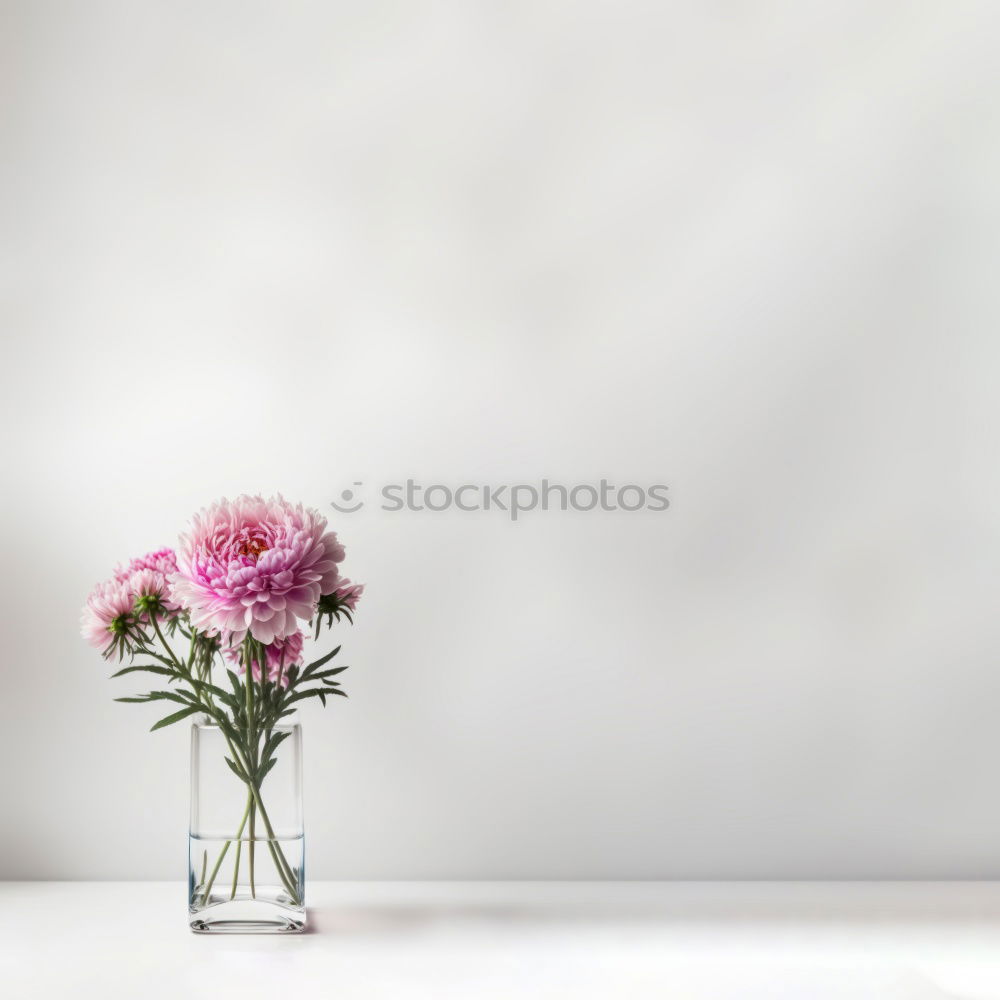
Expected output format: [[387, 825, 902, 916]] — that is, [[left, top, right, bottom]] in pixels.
[[2, 1, 1000, 880]]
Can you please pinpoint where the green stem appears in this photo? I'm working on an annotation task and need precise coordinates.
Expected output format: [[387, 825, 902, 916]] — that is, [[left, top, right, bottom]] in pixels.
[[150, 613, 181, 673], [248, 801, 256, 898], [229, 791, 250, 900], [199, 794, 252, 906], [229, 839, 242, 900], [147, 613, 217, 721], [245, 653, 257, 899], [247, 784, 299, 899], [218, 731, 300, 903]]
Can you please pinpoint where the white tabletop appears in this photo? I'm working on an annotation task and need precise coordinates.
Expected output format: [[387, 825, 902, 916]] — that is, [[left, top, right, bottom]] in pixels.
[[3, 881, 1000, 998]]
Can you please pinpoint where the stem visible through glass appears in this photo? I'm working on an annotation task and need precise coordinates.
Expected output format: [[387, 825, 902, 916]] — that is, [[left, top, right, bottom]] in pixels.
[[200, 794, 251, 905], [246, 672, 257, 899]]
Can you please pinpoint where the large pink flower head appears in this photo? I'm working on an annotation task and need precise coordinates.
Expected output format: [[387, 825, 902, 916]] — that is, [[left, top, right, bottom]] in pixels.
[[223, 630, 304, 688], [172, 495, 345, 644]]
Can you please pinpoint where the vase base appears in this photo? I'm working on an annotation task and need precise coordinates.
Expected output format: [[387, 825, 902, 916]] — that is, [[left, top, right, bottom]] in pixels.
[[190, 916, 306, 934], [189, 895, 307, 934]]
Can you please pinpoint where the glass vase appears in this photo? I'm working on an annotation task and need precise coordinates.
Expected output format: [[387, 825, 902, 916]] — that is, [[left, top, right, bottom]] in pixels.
[[188, 715, 306, 933]]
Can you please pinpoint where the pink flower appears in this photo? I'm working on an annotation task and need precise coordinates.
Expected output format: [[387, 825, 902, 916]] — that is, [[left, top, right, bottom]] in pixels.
[[172, 495, 345, 644], [333, 578, 364, 611], [114, 548, 178, 585], [223, 630, 304, 688], [127, 569, 174, 620], [315, 576, 365, 630], [80, 580, 135, 652], [115, 548, 180, 612]]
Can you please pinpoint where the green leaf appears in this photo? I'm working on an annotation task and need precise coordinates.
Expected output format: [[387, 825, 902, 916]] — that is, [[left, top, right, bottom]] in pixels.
[[262, 730, 291, 760], [114, 696, 152, 703], [145, 690, 199, 707], [283, 688, 325, 706], [216, 716, 242, 746], [284, 686, 347, 707], [189, 677, 228, 697], [111, 664, 176, 679], [301, 645, 341, 680], [211, 692, 239, 713], [224, 756, 248, 781], [131, 647, 176, 668], [150, 706, 200, 731], [313, 666, 349, 680], [258, 757, 278, 782]]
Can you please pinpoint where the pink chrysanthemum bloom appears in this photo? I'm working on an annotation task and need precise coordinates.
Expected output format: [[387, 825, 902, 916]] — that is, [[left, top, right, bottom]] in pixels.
[[223, 630, 304, 688], [114, 548, 178, 584], [314, 576, 365, 633], [114, 548, 180, 612], [128, 568, 176, 620], [172, 495, 345, 644], [333, 579, 364, 611], [80, 580, 136, 653]]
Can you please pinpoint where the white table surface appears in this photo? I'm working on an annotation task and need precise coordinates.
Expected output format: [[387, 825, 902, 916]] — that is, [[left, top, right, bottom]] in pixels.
[[4, 881, 1000, 998]]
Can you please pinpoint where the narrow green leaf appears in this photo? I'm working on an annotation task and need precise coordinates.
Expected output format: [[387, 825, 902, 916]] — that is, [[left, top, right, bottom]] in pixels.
[[301, 645, 341, 679], [146, 690, 199, 707], [207, 691, 239, 713], [131, 648, 176, 668], [189, 678, 232, 701], [262, 730, 291, 760], [313, 666, 349, 680], [111, 664, 176, 679], [283, 688, 324, 706], [284, 685, 348, 707], [150, 706, 200, 732], [224, 756, 248, 781], [223, 757, 247, 781], [217, 717, 242, 746]]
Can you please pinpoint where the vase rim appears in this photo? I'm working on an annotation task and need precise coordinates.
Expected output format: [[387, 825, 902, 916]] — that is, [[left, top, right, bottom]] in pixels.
[[193, 711, 300, 728]]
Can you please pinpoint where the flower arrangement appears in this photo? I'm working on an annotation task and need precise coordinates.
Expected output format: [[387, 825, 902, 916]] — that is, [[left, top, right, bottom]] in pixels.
[[81, 495, 362, 926]]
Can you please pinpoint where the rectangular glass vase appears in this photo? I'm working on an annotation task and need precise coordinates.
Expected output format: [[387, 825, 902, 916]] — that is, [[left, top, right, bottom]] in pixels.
[[188, 717, 306, 933]]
